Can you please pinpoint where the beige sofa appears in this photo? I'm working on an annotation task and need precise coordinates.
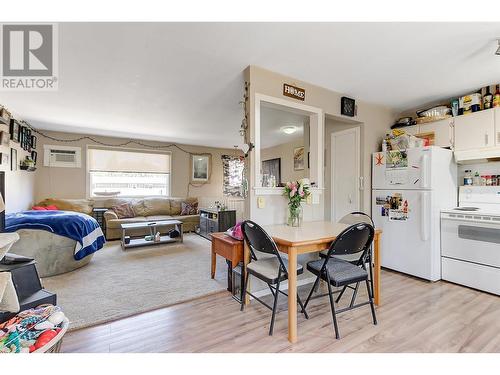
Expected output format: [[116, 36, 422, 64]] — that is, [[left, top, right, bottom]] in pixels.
[[102, 197, 199, 240], [36, 197, 200, 241]]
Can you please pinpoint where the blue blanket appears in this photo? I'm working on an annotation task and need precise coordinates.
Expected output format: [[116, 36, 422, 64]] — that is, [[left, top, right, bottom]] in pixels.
[[5, 211, 105, 260]]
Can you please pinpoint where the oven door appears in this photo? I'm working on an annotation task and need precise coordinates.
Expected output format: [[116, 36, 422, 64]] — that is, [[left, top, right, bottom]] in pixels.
[[441, 214, 500, 268]]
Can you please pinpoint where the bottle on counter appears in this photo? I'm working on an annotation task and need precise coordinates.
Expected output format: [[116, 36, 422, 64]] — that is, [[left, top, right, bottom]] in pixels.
[[486, 175, 493, 186], [483, 86, 493, 110], [494, 85, 500, 108], [473, 171, 481, 186], [382, 138, 388, 152], [464, 170, 473, 186]]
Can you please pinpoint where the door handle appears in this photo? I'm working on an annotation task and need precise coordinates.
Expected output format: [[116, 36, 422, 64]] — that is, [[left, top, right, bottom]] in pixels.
[[421, 192, 430, 241]]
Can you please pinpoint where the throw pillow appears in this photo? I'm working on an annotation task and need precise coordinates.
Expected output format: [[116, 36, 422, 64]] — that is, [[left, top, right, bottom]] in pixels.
[[111, 203, 136, 219], [31, 206, 47, 210], [45, 205, 59, 210], [180, 201, 198, 215]]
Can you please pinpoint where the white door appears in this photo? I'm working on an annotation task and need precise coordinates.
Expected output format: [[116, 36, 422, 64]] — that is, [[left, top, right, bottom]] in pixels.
[[331, 127, 360, 222], [372, 189, 438, 281]]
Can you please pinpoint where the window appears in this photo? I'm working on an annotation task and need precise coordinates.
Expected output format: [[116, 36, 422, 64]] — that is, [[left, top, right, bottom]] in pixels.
[[221, 155, 245, 197], [88, 147, 171, 197]]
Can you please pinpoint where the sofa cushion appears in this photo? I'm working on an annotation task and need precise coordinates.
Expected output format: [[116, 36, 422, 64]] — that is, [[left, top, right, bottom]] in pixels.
[[145, 215, 174, 222], [181, 201, 198, 215], [111, 203, 136, 219], [106, 216, 148, 229], [170, 197, 198, 215], [132, 197, 171, 216], [37, 198, 93, 215]]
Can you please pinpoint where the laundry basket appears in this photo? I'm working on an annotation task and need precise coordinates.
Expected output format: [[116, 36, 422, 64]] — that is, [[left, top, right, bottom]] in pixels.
[[32, 317, 69, 353]]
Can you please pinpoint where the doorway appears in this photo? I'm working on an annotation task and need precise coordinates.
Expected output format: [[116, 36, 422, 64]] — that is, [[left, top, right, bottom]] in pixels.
[[331, 127, 361, 221]]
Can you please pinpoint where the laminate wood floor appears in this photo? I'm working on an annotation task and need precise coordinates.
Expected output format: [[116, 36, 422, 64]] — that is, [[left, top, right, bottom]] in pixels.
[[62, 269, 500, 353]]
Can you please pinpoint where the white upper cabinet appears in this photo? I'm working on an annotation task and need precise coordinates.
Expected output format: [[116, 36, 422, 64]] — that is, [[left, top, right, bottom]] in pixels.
[[400, 125, 419, 136], [417, 118, 453, 148], [453, 109, 496, 151]]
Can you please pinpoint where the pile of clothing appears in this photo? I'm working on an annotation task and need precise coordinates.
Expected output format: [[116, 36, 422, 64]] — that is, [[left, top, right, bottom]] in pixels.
[[0, 304, 67, 353]]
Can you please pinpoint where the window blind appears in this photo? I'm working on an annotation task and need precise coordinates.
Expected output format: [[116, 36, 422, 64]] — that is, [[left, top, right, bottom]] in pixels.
[[88, 148, 171, 174]]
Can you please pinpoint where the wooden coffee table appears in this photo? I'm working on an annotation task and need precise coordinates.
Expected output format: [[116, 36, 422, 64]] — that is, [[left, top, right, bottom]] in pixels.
[[121, 220, 183, 249]]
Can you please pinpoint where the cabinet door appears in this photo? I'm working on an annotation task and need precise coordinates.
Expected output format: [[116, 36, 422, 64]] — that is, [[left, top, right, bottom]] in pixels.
[[417, 119, 453, 148], [395, 125, 419, 136], [454, 109, 495, 151]]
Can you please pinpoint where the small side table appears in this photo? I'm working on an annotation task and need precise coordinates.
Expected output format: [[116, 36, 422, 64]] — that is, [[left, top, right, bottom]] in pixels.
[[92, 208, 107, 237], [210, 232, 244, 302]]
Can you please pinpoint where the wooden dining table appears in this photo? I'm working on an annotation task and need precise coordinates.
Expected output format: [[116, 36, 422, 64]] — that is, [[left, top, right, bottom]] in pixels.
[[243, 220, 382, 344]]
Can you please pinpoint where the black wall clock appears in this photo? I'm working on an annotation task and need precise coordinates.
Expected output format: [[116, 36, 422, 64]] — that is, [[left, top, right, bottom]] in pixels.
[[341, 96, 356, 117]]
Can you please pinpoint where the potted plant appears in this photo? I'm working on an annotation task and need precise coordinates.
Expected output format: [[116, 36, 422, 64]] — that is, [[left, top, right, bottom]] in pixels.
[[283, 178, 311, 227]]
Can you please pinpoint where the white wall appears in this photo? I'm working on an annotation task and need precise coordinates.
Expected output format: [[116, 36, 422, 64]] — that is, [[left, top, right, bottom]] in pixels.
[[246, 66, 396, 225], [0, 119, 35, 213]]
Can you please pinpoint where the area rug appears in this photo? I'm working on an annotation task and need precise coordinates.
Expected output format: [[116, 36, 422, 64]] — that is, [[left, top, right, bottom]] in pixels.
[[42, 234, 227, 330]]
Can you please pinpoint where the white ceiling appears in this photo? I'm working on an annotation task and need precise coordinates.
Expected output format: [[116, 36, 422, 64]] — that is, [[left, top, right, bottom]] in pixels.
[[3, 22, 500, 148], [261, 105, 307, 149]]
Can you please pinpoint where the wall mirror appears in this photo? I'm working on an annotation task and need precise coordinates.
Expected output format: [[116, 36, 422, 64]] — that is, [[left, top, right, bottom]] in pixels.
[[254, 94, 324, 193], [259, 103, 309, 187]]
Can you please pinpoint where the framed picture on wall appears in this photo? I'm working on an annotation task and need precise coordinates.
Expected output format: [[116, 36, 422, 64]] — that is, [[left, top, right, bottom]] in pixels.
[[9, 119, 20, 143], [10, 148, 17, 171], [31, 150, 37, 165], [0, 131, 9, 147], [293, 146, 305, 171], [25, 128, 31, 151], [30, 135, 37, 149], [262, 158, 281, 186], [0, 153, 8, 166], [190, 154, 211, 183]]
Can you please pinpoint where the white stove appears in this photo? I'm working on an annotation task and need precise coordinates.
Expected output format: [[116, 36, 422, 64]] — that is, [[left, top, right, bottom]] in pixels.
[[441, 186, 500, 295]]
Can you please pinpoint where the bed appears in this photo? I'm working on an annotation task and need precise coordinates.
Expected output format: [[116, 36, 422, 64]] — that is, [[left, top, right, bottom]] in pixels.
[[5, 211, 105, 277]]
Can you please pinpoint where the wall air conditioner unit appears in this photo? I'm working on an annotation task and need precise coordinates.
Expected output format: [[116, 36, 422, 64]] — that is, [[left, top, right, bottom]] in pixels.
[[43, 145, 82, 168]]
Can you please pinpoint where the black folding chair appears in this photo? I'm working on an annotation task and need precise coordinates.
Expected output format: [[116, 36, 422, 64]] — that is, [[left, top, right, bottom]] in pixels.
[[303, 222, 377, 339], [240, 220, 308, 336], [322, 212, 375, 307]]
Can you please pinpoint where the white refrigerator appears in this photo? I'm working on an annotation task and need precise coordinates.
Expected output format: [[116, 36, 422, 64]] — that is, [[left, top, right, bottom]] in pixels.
[[371, 146, 457, 281]]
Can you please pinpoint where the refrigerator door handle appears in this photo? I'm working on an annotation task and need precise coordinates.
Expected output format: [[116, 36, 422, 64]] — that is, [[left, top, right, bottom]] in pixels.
[[420, 154, 430, 188], [421, 192, 430, 241]]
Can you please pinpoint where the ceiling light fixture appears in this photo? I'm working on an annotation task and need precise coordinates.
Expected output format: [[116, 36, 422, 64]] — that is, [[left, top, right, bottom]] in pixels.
[[281, 126, 297, 135]]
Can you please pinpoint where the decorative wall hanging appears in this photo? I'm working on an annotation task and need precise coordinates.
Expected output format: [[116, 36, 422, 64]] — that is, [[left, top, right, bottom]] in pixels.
[[283, 83, 305, 101], [190, 154, 211, 183], [221, 155, 245, 197], [0, 153, 8, 166], [341, 96, 356, 117], [30, 135, 37, 149], [31, 150, 37, 165], [262, 158, 281, 186], [10, 148, 17, 171], [293, 146, 305, 171], [9, 119, 20, 143], [0, 131, 9, 147]]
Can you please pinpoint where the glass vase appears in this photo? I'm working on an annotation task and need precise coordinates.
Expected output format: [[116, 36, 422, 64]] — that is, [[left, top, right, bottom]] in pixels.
[[287, 204, 303, 227]]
